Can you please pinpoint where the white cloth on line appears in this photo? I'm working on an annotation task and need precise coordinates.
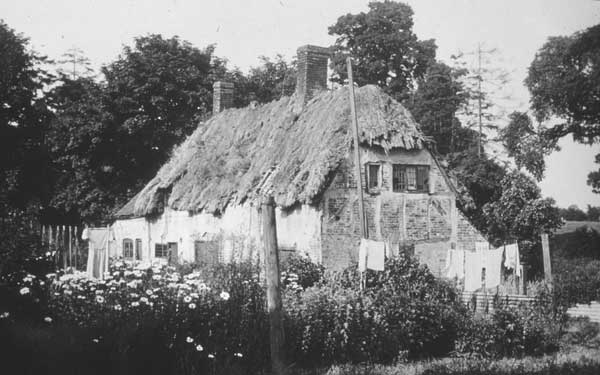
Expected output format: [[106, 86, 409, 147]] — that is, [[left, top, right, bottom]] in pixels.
[[81, 227, 89, 240], [358, 238, 386, 272], [366, 240, 385, 271], [483, 247, 503, 288], [444, 249, 465, 280], [464, 250, 483, 292], [358, 239, 368, 272], [504, 243, 520, 271]]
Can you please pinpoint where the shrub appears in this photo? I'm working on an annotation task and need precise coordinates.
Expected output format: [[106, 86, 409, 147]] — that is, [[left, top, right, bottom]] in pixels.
[[284, 254, 470, 367], [456, 290, 564, 358], [281, 253, 325, 290]]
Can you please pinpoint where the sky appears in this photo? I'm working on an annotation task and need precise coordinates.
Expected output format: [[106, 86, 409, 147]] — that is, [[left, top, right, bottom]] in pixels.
[[1, 0, 599, 208]]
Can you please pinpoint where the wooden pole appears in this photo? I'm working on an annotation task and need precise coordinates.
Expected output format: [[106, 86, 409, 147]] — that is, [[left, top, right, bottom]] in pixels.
[[541, 233, 552, 283], [68, 226, 72, 269], [262, 195, 285, 375], [346, 57, 367, 239], [62, 226, 67, 270], [347, 57, 368, 290], [74, 226, 78, 270]]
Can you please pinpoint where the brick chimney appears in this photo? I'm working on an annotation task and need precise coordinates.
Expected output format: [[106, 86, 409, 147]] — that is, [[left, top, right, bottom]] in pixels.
[[296, 45, 330, 104], [212, 81, 234, 113]]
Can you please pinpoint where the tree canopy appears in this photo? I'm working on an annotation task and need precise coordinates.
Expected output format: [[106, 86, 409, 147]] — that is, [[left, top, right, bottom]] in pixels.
[[0, 20, 52, 215], [526, 24, 600, 192], [499, 111, 558, 181], [328, 1, 436, 101], [406, 62, 475, 155]]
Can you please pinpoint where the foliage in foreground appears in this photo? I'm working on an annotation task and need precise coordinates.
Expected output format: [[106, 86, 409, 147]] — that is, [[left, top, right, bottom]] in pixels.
[[0, 249, 571, 375]]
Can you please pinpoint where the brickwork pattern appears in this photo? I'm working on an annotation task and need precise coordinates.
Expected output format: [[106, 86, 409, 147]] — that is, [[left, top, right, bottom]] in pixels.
[[213, 81, 234, 114], [320, 149, 486, 271], [296, 45, 330, 104]]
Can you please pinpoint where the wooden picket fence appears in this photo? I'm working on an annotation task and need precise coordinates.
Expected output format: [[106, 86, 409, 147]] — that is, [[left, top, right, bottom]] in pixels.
[[40, 224, 84, 270], [461, 292, 538, 314]]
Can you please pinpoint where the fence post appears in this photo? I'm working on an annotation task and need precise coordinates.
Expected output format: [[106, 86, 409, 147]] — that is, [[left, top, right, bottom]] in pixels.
[[541, 233, 552, 284], [262, 195, 285, 375]]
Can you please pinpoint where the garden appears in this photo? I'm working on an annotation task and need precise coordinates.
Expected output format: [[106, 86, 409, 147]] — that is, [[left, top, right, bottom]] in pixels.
[[1, 232, 600, 375]]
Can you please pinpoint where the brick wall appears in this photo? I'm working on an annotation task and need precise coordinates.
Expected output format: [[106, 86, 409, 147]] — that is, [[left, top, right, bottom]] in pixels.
[[296, 45, 330, 104], [320, 146, 486, 271]]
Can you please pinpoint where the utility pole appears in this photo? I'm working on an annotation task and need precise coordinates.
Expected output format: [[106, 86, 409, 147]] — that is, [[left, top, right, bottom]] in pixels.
[[262, 195, 285, 375], [477, 43, 483, 159], [346, 57, 367, 239]]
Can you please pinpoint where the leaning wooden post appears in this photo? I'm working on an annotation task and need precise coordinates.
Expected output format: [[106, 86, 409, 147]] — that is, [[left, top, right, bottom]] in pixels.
[[541, 233, 552, 285], [62, 226, 67, 270], [262, 195, 285, 375], [347, 57, 368, 290], [346, 57, 367, 239]]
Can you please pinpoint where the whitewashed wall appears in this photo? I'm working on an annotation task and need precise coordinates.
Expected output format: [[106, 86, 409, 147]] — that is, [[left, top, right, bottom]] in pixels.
[[110, 203, 322, 264]]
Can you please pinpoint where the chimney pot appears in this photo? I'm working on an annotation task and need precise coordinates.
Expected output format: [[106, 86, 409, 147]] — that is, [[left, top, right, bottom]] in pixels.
[[296, 45, 330, 104], [213, 81, 234, 114]]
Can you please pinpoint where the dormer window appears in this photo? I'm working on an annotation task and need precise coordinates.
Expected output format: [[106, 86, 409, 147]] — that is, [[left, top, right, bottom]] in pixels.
[[365, 163, 381, 193], [393, 164, 429, 193]]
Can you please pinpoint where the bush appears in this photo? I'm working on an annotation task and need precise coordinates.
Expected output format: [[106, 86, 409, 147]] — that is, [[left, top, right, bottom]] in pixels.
[[282, 253, 325, 290], [456, 289, 564, 358], [284, 254, 470, 367]]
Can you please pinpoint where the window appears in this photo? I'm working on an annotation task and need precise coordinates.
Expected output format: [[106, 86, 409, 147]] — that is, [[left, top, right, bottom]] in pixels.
[[135, 239, 142, 260], [123, 239, 133, 259], [155, 243, 169, 258], [392, 165, 429, 193], [365, 163, 381, 192]]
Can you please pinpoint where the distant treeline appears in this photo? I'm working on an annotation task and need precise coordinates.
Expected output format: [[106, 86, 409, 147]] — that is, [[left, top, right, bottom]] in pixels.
[[558, 205, 600, 222]]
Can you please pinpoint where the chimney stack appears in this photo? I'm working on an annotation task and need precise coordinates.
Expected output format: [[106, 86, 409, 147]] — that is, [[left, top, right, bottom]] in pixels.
[[213, 81, 234, 113], [296, 45, 330, 104]]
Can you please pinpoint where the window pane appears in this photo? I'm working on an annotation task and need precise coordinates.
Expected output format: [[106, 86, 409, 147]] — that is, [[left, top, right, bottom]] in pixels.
[[368, 164, 380, 189], [123, 239, 133, 259], [155, 244, 167, 258], [393, 164, 406, 192], [406, 167, 417, 190]]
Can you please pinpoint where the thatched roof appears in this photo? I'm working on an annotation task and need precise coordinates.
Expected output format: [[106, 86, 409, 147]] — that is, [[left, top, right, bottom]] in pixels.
[[115, 85, 427, 219]]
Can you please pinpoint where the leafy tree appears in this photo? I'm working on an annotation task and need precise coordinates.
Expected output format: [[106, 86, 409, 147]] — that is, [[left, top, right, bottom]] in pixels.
[[526, 24, 600, 192], [407, 62, 472, 154], [328, 1, 436, 101], [246, 55, 296, 104], [558, 205, 588, 221], [0, 20, 53, 215], [499, 111, 558, 181], [448, 149, 508, 235], [45, 76, 116, 223], [482, 171, 562, 243], [587, 205, 600, 221], [101, 34, 216, 199]]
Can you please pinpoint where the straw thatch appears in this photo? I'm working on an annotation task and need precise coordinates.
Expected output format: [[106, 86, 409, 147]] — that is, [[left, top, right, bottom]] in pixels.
[[115, 85, 427, 218]]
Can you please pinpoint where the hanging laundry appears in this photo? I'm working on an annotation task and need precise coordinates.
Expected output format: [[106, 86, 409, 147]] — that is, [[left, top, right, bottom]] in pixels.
[[358, 238, 386, 272], [366, 240, 385, 271], [85, 228, 108, 279], [358, 238, 368, 272], [81, 227, 89, 241], [504, 243, 520, 271], [483, 247, 503, 288], [464, 250, 483, 292], [475, 241, 489, 252], [444, 249, 465, 280]]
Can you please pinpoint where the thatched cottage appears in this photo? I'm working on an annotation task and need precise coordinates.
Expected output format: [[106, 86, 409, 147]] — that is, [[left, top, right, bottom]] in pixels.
[[111, 45, 486, 274]]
